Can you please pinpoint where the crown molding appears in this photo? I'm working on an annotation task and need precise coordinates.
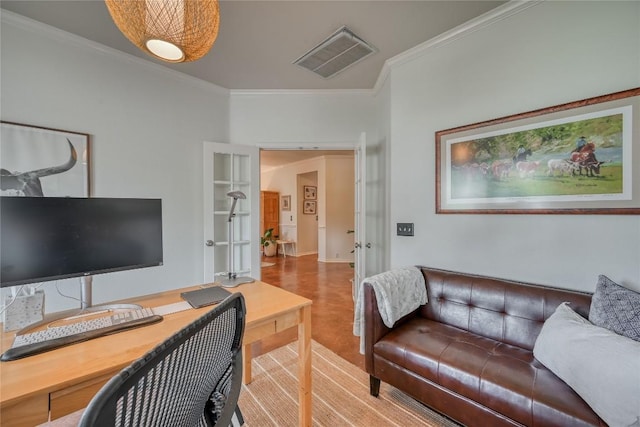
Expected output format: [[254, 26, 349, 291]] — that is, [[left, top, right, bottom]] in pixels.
[[229, 88, 375, 97], [373, 0, 544, 93], [1, 9, 230, 96]]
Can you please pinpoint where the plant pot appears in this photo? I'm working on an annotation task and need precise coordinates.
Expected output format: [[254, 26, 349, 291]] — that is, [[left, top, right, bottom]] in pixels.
[[263, 242, 277, 257]]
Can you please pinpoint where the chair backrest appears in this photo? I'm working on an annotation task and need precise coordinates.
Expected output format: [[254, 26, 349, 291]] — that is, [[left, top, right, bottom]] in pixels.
[[79, 292, 246, 427]]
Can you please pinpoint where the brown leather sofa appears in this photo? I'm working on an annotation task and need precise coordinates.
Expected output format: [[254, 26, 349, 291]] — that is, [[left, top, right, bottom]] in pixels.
[[364, 267, 606, 427]]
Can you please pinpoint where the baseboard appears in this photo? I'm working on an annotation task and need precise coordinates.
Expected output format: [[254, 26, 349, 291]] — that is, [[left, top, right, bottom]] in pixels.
[[295, 251, 318, 258]]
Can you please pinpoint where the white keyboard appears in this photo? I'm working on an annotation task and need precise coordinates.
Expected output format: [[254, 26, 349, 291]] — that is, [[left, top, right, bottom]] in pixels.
[[2, 308, 163, 361], [12, 308, 157, 347]]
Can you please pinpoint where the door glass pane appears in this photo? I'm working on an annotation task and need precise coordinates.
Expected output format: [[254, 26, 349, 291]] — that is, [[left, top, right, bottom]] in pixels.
[[233, 243, 251, 274], [214, 182, 229, 212], [214, 153, 231, 181], [213, 245, 228, 276], [214, 215, 229, 241], [236, 213, 250, 241], [234, 154, 250, 182]]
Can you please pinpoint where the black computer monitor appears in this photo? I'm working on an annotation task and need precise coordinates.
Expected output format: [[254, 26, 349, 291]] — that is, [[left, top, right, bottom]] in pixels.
[[0, 197, 163, 291]]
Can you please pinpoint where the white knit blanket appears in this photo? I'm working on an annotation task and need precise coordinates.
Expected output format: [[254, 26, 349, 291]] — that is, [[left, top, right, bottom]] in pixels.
[[353, 266, 427, 354]]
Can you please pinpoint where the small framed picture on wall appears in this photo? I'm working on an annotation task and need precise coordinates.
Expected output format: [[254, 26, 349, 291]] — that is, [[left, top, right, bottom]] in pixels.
[[303, 200, 316, 215], [304, 185, 316, 200], [281, 195, 291, 211]]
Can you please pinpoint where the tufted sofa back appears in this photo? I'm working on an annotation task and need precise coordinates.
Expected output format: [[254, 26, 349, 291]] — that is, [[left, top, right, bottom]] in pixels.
[[419, 267, 593, 351]]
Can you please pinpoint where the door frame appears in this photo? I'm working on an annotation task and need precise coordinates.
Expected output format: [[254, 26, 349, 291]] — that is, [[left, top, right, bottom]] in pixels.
[[257, 140, 363, 273]]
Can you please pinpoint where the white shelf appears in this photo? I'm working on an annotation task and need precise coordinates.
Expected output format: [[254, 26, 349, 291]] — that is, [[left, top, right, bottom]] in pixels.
[[213, 211, 250, 216], [213, 180, 251, 186], [211, 240, 252, 246]]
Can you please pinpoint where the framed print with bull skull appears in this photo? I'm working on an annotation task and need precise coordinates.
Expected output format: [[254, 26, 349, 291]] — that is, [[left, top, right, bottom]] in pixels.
[[435, 87, 640, 214], [1, 122, 90, 197]]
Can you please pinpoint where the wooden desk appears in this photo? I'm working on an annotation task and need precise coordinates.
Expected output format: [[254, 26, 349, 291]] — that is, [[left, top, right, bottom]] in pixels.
[[0, 281, 312, 427]]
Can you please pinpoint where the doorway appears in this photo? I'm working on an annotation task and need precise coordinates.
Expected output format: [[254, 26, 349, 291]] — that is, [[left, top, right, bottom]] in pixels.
[[259, 149, 356, 265]]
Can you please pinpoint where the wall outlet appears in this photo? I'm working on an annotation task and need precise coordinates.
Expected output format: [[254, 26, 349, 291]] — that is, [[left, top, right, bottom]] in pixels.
[[397, 223, 414, 236], [3, 290, 45, 332]]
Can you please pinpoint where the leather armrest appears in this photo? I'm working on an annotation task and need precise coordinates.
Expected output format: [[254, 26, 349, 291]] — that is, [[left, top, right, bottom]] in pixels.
[[363, 282, 418, 373]]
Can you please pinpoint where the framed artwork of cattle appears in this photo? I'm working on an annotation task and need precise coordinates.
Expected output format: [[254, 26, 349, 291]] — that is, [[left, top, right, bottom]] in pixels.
[[1, 122, 90, 197], [435, 87, 640, 214]]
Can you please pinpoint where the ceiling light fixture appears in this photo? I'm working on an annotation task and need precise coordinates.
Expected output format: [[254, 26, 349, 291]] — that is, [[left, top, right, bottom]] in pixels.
[[104, 0, 220, 63]]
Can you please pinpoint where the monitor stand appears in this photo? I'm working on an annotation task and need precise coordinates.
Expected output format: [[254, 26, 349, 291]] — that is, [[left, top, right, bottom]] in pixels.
[[16, 276, 141, 334], [219, 273, 255, 288]]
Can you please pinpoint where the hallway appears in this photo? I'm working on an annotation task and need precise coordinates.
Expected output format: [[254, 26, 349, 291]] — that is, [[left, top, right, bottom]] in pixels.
[[253, 254, 364, 370]]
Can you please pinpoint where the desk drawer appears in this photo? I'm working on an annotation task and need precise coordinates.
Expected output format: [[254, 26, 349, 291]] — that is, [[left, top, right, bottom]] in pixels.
[[244, 311, 299, 344], [276, 311, 299, 331], [49, 372, 115, 420]]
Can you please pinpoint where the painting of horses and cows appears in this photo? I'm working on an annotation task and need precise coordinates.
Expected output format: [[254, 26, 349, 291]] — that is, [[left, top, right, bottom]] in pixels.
[[443, 105, 632, 207]]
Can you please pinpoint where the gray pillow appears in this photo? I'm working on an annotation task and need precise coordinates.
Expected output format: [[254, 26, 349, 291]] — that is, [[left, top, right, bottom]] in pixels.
[[589, 275, 640, 342], [534, 303, 640, 427]]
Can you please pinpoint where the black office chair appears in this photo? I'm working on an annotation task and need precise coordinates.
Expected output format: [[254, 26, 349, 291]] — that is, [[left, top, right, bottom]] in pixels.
[[78, 293, 246, 427]]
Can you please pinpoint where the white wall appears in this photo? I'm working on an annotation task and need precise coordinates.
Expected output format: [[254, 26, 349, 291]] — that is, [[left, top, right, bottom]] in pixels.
[[387, 1, 640, 291], [1, 13, 230, 312], [324, 156, 355, 262], [230, 91, 375, 146]]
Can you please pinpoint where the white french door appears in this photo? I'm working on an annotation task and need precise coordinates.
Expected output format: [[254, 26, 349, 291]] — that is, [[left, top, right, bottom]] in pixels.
[[203, 142, 260, 283], [354, 133, 367, 293]]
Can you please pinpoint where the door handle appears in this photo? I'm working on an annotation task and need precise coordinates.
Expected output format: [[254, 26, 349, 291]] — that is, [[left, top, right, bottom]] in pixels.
[[365, 243, 372, 249], [205, 240, 214, 247], [354, 242, 362, 249]]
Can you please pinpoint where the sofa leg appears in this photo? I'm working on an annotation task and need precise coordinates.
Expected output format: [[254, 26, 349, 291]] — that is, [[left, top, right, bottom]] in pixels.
[[369, 376, 381, 397]]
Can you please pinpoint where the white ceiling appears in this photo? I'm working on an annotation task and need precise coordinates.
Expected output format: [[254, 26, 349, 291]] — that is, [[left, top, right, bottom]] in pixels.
[[1, 0, 505, 91]]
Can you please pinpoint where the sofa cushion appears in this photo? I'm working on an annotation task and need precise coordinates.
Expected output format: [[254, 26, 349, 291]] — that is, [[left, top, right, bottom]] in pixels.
[[420, 268, 593, 351], [589, 274, 640, 341], [375, 318, 602, 426], [534, 302, 640, 427]]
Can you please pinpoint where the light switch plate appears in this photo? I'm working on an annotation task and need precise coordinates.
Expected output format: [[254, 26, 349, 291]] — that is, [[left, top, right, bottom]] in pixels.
[[397, 223, 414, 236]]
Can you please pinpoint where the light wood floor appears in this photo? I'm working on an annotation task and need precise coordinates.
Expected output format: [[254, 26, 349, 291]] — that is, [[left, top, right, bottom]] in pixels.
[[252, 253, 364, 370]]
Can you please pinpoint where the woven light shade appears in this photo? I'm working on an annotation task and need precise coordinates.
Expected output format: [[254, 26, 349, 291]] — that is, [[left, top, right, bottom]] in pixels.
[[104, 0, 220, 63]]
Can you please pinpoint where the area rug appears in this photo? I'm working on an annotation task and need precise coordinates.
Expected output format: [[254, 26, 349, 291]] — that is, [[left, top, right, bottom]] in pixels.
[[261, 262, 276, 267], [239, 340, 460, 426]]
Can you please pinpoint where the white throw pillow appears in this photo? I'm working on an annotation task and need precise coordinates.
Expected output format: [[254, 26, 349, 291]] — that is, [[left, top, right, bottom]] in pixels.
[[533, 303, 640, 427]]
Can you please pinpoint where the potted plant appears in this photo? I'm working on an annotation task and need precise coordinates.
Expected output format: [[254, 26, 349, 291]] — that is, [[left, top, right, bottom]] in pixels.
[[261, 228, 277, 257]]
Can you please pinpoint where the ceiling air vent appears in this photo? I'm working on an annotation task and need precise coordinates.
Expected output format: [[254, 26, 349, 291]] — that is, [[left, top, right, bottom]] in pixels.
[[293, 26, 377, 79]]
